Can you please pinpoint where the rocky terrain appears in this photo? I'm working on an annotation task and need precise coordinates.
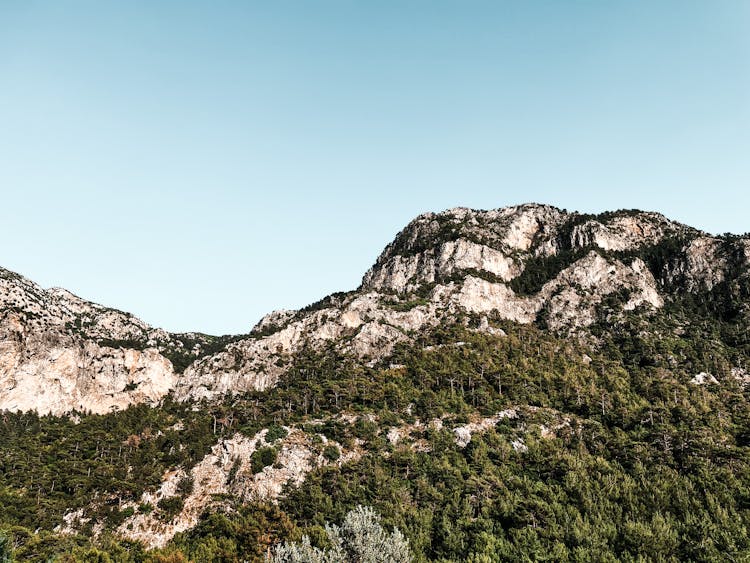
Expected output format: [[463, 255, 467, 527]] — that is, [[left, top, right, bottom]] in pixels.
[[0, 268, 174, 415], [0, 266, 236, 415], [2, 203, 750, 561], [2, 203, 741, 414]]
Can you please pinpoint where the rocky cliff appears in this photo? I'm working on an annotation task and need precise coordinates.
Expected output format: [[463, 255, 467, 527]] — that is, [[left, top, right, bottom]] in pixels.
[[4, 203, 750, 561], [1, 204, 747, 414], [0, 268, 218, 414]]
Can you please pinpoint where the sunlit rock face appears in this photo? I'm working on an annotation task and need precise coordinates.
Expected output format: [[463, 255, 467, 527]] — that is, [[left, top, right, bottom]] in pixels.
[[0, 268, 177, 415], [115, 427, 351, 548], [2, 204, 748, 411], [361, 204, 568, 293], [176, 205, 709, 403]]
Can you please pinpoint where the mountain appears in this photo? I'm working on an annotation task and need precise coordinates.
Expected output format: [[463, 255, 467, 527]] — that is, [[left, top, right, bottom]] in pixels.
[[1, 204, 743, 413], [1, 203, 750, 561], [0, 267, 233, 415]]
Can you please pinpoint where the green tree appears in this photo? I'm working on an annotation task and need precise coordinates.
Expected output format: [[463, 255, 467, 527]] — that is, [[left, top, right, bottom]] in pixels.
[[271, 506, 411, 563], [0, 532, 13, 563]]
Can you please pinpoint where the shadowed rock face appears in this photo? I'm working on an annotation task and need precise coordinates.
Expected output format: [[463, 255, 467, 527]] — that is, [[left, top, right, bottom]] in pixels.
[[1, 204, 748, 413]]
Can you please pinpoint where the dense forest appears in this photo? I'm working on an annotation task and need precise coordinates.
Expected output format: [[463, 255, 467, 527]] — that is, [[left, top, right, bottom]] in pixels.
[[2, 282, 750, 561]]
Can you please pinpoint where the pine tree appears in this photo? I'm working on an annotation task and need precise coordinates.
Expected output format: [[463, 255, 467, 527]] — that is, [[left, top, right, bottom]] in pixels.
[[0, 532, 13, 563]]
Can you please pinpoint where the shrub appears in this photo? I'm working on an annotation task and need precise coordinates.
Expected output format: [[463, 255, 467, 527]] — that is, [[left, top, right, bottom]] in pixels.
[[176, 476, 194, 495], [322, 445, 340, 462], [0, 532, 13, 563], [271, 505, 411, 563], [265, 425, 288, 443], [251, 447, 278, 474], [157, 496, 185, 521]]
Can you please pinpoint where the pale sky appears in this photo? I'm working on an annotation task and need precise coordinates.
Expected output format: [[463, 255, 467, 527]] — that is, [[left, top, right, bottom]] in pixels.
[[1, 1, 749, 334]]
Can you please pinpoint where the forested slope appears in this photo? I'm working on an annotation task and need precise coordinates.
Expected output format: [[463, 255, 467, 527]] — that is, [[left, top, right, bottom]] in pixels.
[[1, 205, 750, 561]]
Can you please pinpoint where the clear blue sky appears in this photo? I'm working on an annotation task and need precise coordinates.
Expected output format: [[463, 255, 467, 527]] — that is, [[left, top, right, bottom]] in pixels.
[[1, 1, 749, 334]]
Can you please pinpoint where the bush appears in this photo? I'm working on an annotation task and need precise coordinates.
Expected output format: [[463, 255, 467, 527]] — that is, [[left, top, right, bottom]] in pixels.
[[265, 425, 288, 443], [176, 476, 194, 495], [271, 505, 411, 563], [157, 496, 185, 521], [0, 532, 13, 563], [251, 447, 278, 474], [322, 445, 340, 462]]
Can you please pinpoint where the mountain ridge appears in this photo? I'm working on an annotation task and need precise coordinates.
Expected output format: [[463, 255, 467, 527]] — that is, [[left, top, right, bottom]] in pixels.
[[1, 203, 747, 415], [3, 203, 750, 560]]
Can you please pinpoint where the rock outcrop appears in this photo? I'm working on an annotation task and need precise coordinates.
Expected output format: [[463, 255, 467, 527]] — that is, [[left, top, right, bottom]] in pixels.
[[115, 426, 356, 548], [361, 205, 568, 292], [0, 268, 180, 415], [2, 204, 748, 413], [175, 206, 682, 401]]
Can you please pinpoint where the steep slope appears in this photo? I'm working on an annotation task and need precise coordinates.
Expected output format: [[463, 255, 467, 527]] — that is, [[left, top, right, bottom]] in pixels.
[[2, 203, 746, 414], [0, 268, 222, 415], [175, 204, 737, 403], [2, 204, 750, 561]]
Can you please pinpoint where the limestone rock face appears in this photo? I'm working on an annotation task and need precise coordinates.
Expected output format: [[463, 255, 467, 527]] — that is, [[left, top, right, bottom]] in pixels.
[[538, 254, 663, 329], [362, 204, 568, 293], [450, 253, 662, 329], [679, 237, 727, 291], [362, 238, 521, 293], [2, 203, 749, 412], [116, 426, 353, 548], [0, 332, 175, 415], [570, 212, 685, 252], [0, 268, 176, 415]]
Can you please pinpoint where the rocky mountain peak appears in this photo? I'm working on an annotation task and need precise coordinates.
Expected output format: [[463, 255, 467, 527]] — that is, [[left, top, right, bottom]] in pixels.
[[361, 204, 566, 293], [0, 204, 747, 414], [361, 204, 693, 294]]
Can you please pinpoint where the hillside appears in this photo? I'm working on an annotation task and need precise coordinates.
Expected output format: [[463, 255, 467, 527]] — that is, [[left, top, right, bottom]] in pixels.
[[1, 204, 750, 561]]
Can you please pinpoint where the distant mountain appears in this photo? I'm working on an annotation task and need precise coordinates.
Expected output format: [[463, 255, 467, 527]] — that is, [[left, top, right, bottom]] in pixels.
[[2, 204, 750, 561]]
